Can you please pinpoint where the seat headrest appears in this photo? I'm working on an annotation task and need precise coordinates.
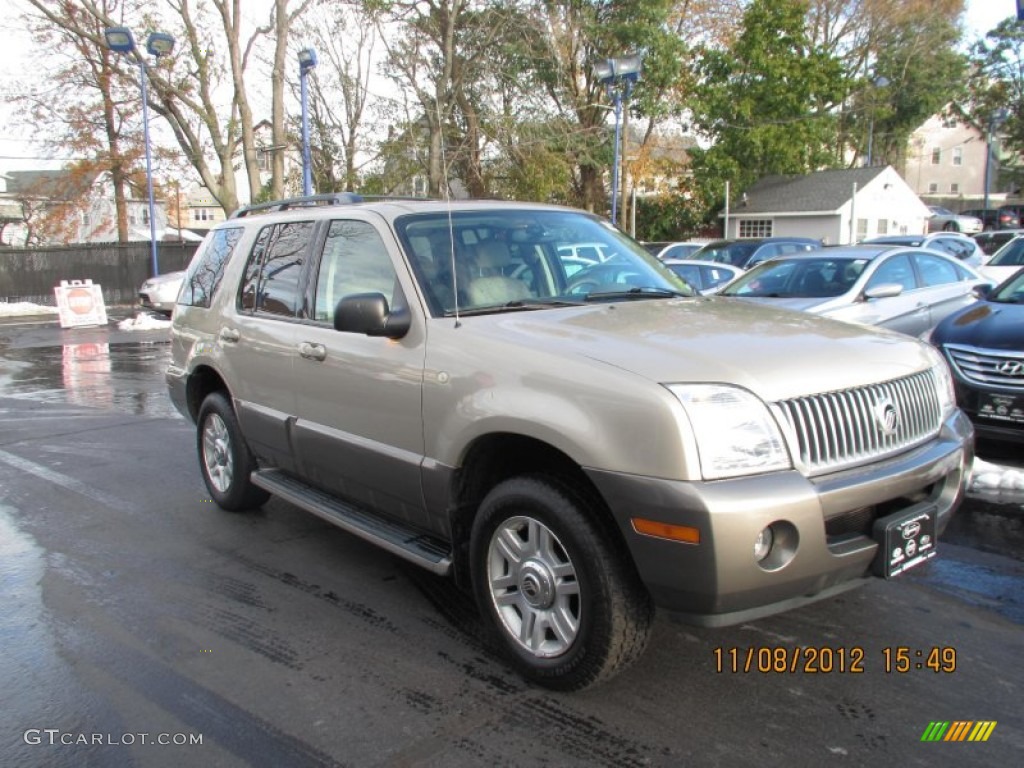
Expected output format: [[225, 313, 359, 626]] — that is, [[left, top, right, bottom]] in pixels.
[[476, 240, 512, 268]]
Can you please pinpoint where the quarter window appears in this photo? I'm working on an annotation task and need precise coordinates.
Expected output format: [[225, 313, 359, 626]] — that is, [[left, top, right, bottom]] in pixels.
[[238, 221, 315, 316], [314, 220, 398, 322]]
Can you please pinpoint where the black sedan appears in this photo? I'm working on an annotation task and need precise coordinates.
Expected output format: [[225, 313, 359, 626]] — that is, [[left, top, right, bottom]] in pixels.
[[928, 268, 1024, 443]]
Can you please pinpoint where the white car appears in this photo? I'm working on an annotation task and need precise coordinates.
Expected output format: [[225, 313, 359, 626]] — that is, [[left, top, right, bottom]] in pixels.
[[926, 205, 983, 234], [138, 270, 186, 315], [979, 235, 1024, 284], [663, 259, 742, 294]]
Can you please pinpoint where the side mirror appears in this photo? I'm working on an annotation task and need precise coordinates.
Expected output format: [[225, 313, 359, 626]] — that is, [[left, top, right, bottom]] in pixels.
[[333, 293, 411, 338], [973, 282, 993, 299], [863, 282, 903, 300]]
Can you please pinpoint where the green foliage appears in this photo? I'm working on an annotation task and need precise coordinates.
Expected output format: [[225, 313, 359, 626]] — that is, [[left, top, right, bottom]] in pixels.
[[971, 18, 1024, 162], [688, 0, 847, 203]]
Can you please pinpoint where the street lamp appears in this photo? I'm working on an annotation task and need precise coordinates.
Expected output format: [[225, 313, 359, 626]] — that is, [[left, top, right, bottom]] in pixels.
[[298, 48, 317, 196], [594, 54, 642, 225], [984, 108, 1010, 211], [865, 75, 890, 167], [105, 26, 175, 278]]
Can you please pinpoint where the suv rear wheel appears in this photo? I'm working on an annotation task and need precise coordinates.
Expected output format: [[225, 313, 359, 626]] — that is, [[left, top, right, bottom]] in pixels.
[[197, 392, 269, 511], [470, 476, 653, 690]]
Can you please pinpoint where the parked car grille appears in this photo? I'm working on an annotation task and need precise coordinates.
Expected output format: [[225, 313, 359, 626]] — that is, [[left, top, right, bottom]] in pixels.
[[773, 370, 941, 475], [943, 344, 1024, 391]]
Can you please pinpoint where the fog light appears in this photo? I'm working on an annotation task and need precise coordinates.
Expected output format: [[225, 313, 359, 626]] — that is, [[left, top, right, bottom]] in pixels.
[[754, 526, 774, 562]]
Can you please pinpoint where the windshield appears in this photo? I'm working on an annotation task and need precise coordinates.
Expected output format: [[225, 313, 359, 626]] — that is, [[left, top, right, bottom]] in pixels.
[[721, 257, 869, 298], [396, 209, 693, 316], [991, 269, 1024, 303], [691, 241, 757, 268], [989, 238, 1024, 267]]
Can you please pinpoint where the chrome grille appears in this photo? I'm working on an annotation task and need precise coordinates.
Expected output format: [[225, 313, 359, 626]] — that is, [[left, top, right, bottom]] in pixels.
[[943, 344, 1024, 391], [773, 370, 942, 475]]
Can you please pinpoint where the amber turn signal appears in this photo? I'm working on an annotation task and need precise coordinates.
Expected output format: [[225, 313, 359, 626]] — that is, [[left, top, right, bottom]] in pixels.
[[631, 518, 700, 544]]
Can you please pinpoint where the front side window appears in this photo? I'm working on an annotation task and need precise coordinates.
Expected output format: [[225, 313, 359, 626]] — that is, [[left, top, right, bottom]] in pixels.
[[314, 220, 397, 322], [238, 221, 314, 316], [180, 226, 243, 308], [868, 253, 917, 293]]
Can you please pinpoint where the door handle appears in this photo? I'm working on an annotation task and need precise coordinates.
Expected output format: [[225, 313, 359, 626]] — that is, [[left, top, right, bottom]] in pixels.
[[298, 341, 327, 361], [219, 327, 241, 343]]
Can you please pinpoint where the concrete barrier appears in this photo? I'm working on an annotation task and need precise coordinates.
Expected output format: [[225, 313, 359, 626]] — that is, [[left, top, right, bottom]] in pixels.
[[0, 242, 199, 307]]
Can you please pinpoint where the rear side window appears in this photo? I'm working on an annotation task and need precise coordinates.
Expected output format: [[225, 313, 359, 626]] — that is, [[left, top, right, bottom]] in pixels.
[[179, 227, 243, 308], [913, 253, 962, 287], [238, 221, 315, 316]]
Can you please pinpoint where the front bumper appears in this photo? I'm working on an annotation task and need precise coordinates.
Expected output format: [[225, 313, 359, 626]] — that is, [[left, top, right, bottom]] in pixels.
[[586, 409, 974, 626]]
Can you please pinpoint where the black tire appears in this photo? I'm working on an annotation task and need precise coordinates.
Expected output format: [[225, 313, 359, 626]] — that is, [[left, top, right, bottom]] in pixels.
[[196, 391, 269, 511], [469, 475, 653, 691]]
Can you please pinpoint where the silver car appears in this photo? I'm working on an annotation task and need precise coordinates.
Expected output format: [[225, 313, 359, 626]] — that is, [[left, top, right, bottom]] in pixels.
[[927, 205, 983, 234], [139, 269, 186, 315], [167, 197, 972, 690], [720, 245, 990, 336]]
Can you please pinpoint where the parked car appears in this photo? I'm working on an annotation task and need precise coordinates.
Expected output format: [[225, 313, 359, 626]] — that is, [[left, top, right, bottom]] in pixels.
[[863, 232, 986, 268], [642, 241, 706, 260], [978, 235, 1024, 284], [719, 244, 991, 337], [662, 259, 743, 294], [927, 268, 1024, 443], [138, 270, 186, 315], [960, 207, 1021, 231], [689, 237, 822, 269], [973, 228, 1024, 256], [167, 194, 971, 690], [926, 205, 983, 234]]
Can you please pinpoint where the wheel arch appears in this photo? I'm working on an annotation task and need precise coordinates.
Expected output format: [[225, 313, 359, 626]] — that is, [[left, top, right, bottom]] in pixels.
[[447, 432, 635, 589], [185, 364, 231, 422]]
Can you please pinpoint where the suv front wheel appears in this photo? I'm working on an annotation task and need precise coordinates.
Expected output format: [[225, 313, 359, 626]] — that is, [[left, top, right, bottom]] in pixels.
[[197, 391, 270, 511], [470, 476, 653, 690]]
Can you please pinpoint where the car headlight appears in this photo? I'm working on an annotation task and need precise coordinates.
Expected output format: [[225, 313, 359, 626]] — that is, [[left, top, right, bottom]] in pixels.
[[924, 347, 956, 418], [667, 384, 791, 480]]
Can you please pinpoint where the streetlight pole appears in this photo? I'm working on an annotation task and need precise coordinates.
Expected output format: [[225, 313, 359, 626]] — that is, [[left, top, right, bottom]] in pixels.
[[984, 109, 1009, 211], [104, 27, 175, 278], [594, 54, 642, 225], [298, 48, 317, 196]]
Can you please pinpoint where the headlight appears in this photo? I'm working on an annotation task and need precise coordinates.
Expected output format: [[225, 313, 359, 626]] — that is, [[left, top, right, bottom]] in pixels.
[[925, 347, 956, 418], [667, 384, 791, 480]]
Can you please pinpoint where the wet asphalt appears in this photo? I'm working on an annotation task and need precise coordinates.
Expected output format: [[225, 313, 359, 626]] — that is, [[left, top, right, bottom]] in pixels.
[[0, 311, 1021, 767]]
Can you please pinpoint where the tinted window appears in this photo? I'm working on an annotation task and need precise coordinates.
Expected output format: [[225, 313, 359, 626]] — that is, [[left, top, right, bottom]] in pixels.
[[314, 220, 397, 322], [180, 227, 243, 308], [867, 253, 916, 292], [990, 238, 1024, 267], [238, 221, 314, 316], [928, 237, 971, 260], [912, 253, 962, 287]]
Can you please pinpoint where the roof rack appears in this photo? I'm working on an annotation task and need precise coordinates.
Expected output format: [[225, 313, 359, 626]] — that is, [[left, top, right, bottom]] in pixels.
[[231, 192, 364, 218]]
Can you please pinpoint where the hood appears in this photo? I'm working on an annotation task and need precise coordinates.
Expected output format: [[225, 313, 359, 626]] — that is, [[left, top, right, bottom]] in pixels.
[[457, 298, 935, 402], [934, 301, 1024, 351]]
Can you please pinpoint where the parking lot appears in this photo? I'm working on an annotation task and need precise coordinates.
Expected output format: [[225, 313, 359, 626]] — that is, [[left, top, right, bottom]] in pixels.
[[0, 313, 1022, 767]]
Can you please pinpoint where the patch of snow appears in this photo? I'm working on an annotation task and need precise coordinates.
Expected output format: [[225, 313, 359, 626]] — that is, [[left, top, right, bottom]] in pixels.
[[970, 458, 1024, 491], [0, 301, 59, 317], [117, 313, 172, 331]]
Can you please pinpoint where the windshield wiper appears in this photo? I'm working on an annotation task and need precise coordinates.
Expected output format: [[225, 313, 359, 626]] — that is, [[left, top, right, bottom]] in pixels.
[[443, 298, 585, 317], [582, 286, 691, 301]]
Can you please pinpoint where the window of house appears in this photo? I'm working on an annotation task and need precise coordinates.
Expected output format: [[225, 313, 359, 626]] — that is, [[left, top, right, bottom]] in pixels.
[[877, 219, 889, 235], [738, 219, 772, 238], [950, 183, 960, 194], [856, 218, 868, 239], [931, 147, 941, 165], [928, 183, 939, 194], [952, 147, 963, 166]]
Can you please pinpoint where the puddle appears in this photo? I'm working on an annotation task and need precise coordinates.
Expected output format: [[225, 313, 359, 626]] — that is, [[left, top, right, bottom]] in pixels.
[[0, 342, 179, 419]]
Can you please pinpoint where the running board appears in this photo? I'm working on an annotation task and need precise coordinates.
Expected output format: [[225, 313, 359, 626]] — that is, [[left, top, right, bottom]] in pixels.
[[251, 469, 452, 576]]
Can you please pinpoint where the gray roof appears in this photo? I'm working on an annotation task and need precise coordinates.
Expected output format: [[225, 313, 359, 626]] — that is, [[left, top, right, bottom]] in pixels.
[[735, 167, 889, 214], [2, 169, 93, 200]]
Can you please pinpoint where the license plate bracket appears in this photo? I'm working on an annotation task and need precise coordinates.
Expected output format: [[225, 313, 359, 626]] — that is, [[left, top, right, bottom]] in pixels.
[[871, 503, 937, 579]]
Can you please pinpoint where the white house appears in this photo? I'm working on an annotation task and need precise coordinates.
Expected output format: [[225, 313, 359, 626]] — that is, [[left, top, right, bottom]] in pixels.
[[727, 166, 931, 244]]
